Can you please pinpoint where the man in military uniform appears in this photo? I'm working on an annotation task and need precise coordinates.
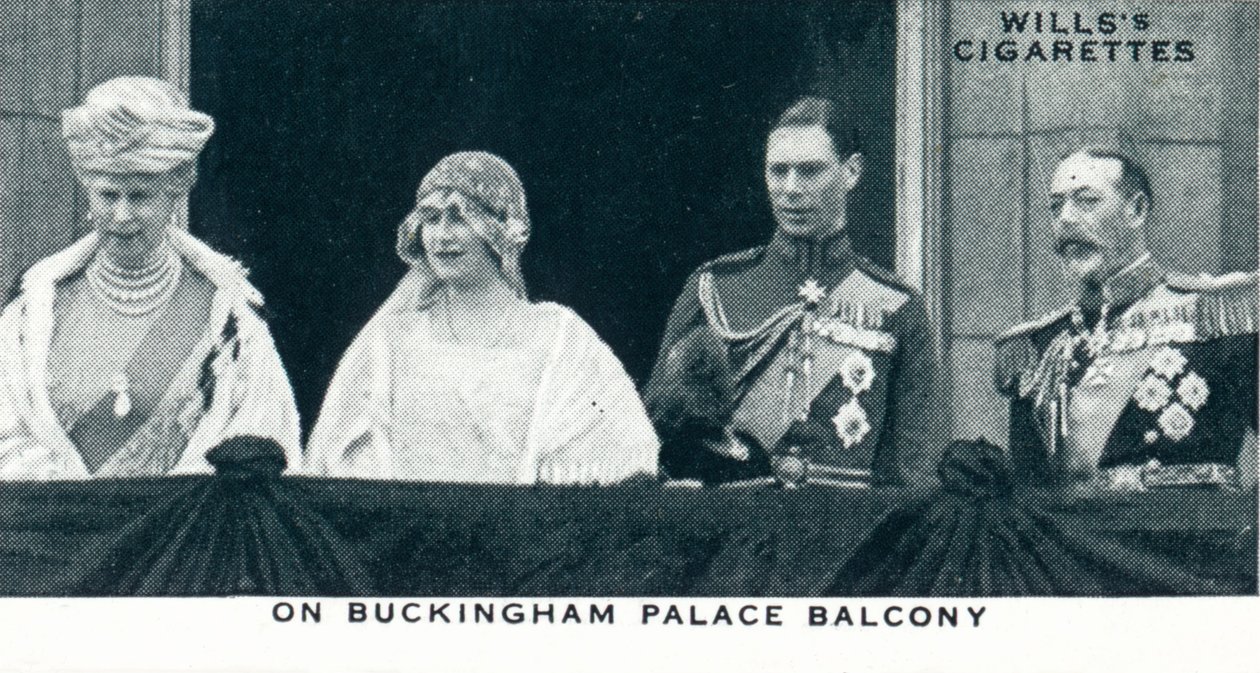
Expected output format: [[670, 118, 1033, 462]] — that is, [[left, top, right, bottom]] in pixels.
[[644, 96, 940, 487], [995, 148, 1257, 489]]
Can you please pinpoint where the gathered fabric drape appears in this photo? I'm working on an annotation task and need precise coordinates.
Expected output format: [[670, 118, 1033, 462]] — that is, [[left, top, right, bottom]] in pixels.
[[0, 439, 1251, 597]]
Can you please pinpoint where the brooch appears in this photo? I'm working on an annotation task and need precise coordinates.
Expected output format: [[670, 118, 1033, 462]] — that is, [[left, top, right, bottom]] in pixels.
[[798, 279, 827, 306]]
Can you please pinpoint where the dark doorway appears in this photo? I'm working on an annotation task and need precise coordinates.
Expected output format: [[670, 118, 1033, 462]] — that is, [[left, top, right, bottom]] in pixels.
[[190, 0, 897, 434]]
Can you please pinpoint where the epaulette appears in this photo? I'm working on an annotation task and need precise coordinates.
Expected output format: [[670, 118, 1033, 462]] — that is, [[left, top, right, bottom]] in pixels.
[[1169, 270, 1258, 339], [995, 306, 1073, 343], [699, 245, 766, 275], [993, 307, 1071, 396], [1166, 269, 1256, 293], [854, 257, 916, 296]]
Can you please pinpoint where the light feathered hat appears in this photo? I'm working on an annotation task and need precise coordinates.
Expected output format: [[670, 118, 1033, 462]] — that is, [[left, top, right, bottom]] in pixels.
[[61, 76, 215, 175], [397, 151, 531, 296]]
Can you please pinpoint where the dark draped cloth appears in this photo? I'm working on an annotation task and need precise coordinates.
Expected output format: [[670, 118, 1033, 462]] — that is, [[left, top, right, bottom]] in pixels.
[[31, 437, 372, 596], [0, 439, 1253, 597], [830, 439, 1254, 595]]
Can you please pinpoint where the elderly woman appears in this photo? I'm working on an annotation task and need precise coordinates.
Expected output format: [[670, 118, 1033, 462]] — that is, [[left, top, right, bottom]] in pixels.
[[0, 76, 301, 479], [307, 152, 657, 483]]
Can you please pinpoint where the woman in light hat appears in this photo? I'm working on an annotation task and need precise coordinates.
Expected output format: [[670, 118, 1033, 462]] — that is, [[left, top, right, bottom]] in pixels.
[[307, 151, 658, 484], [0, 76, 301, 479]]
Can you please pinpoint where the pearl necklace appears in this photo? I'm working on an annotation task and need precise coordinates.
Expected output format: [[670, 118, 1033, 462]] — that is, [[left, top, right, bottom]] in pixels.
[[86, 245, 183, 316]]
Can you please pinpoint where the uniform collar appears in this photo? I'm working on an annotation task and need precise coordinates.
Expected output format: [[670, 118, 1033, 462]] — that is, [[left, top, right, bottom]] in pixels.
[[768, 229, 856, 270], [1078, 254, 1164, 317], [1101, 254, 1164, 309]]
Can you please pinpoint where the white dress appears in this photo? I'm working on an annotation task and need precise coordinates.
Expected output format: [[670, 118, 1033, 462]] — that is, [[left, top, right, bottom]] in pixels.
[[306, 272, 658, 484]]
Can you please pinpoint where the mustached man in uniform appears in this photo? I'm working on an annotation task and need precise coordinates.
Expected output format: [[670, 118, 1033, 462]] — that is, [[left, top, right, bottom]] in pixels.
[[644, 96, 940, 487], [995, 148, 1257, 489]]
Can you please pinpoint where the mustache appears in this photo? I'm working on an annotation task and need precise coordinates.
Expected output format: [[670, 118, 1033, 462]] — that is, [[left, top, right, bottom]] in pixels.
[[1053, 229, 1103, 256]]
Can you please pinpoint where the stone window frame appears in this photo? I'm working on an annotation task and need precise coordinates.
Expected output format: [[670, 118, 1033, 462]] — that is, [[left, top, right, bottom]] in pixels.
[[894, 0, 947, 362]]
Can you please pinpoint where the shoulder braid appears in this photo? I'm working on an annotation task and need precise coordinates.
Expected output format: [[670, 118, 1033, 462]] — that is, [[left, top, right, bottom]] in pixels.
[[699, 245, 766, 275], [993, 307, 1072, 396], [1179, 270, 1259, 339]]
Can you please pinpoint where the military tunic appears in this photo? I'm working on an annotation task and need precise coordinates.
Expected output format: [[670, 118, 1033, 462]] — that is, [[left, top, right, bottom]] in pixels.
[[994, 256, 1258, 487], [645, 230, 940, 486]]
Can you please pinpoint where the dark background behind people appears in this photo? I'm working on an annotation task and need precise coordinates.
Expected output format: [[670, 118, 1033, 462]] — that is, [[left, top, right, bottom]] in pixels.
[[188, 1, 896, 434]]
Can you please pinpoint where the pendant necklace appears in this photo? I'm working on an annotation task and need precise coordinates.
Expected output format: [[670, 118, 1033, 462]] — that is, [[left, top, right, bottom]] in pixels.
[[88, 245, 182, 419], [111, 373, 131, 418]]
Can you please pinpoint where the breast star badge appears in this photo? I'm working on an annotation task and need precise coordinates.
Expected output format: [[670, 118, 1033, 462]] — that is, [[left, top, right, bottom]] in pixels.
[[798, 279, 826, 306]]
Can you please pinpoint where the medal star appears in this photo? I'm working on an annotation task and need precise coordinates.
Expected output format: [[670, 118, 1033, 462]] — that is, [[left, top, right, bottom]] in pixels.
[[798, 279, 826, 306], [1133, 374, 1172, 411], [1176, 371, 1210, 411], [1157, 402, 1195, 442], [831, 398, 871, 449], [1149, 346, 1188, 380], [840, 351, 876, 395]]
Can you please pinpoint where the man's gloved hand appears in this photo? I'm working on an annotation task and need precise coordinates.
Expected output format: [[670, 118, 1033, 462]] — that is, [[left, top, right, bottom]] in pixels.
[[777, 418, 835, 456], [702, 426, 763, 462]]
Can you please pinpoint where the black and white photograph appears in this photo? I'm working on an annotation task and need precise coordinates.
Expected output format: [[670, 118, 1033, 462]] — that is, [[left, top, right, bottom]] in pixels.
[[0, 1, 1256, 671]]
